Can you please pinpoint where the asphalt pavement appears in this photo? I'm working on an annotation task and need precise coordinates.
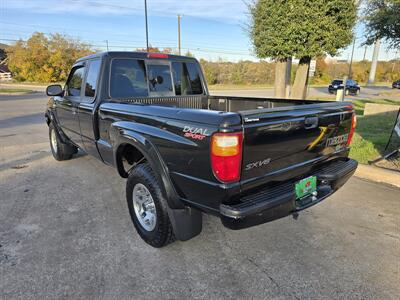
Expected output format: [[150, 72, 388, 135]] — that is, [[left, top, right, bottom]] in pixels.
[[1, 92, 399, 299], [210, 85, 400, 101]]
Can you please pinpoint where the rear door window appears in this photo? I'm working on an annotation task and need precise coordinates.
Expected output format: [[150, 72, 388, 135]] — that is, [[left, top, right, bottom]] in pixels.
[[172, 62, 203, 95], [110, 59, 148, 98], [147, 64, 174, 95], [84, 59, 101, 99]]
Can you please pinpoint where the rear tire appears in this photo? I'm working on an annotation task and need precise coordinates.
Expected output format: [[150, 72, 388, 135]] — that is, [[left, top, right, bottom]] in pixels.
[[126, 163, 174, 248], [49, 123, 76, 161]]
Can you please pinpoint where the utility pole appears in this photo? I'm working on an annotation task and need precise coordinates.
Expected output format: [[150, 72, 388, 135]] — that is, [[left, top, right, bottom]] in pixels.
[[363, 45, 367, 61], [105, 40, 109, 51], [177, 14, 182, 55], [144, 0, 149, 52], [368, 39, 380, 85], [348, 37, 356, 79]]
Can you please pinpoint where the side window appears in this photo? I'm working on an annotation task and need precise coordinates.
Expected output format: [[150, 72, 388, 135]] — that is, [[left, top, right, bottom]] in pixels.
[[85, 59, 101, 98], [110, 59, 148, 98], [186, 62, 203, 95], [66, 66, 85, 97], [172, 62, 190, 95], [172, 62, 203, 95], [147, 64, 173, 93]]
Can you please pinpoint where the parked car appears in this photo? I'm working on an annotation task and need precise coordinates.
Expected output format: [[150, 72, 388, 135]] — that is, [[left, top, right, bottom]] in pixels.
[[392, 80, 400, 89], [328, 79, 360, 95], [45, 52, 358, 247]]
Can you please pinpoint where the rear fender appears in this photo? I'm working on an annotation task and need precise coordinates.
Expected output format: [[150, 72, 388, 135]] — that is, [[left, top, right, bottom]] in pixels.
[[111, 124, 184, 210], [111, 123, 203, 241]]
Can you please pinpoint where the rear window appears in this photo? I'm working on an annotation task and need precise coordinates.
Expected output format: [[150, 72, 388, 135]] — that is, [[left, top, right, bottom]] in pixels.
[[172, 62, 203, 95], [110, 59, 148, 98], [109, 58, 204, 98], [332, 80, 342, 85], [147, 64, 173, 93]]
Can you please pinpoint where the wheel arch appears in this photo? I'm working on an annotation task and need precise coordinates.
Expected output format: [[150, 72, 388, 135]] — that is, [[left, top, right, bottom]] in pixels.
[[113, 130, 184, 209]]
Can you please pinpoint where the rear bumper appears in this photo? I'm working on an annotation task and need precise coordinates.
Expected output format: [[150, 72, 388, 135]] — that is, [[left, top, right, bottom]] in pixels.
[[220, 158, 358, 230]]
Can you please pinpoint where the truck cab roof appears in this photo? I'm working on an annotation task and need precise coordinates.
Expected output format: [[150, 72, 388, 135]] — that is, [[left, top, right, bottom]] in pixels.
[[76, 51, 197, 64]]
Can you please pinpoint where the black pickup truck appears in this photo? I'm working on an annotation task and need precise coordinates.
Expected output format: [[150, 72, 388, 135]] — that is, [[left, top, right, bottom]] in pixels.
[[45, 52, 358, 247]]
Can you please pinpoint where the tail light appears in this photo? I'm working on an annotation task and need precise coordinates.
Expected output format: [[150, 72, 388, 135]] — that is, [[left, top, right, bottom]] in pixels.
[[210, 132, 243, 183], [347, 113, 357, 145]]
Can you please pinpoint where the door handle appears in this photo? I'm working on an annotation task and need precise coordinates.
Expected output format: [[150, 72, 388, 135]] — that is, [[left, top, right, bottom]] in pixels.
[[304, 117, 318, 129]]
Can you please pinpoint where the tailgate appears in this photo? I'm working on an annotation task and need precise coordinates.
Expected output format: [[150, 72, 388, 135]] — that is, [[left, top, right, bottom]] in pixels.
[[240, 102, 354, 182]]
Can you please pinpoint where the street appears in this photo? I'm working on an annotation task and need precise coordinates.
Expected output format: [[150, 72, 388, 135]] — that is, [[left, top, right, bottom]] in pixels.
[[210, 85, 399, 101], [1, 92, 399, 299]]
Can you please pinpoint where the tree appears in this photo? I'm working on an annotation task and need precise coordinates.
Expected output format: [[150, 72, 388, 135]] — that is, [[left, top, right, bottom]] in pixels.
[[363, 0, 400, 49], [249, 0, 357, 99], [135, 46, 177, 54], [7, 32, 93, 82], [184, 50, 194, 57]]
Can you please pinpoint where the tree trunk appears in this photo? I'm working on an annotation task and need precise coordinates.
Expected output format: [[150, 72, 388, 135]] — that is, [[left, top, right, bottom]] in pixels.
[[274, 58, 288, 98], [292, 56, 311, 99], [285, 57, 292, 98]]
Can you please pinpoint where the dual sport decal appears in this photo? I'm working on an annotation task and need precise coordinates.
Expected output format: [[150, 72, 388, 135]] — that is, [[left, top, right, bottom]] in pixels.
[[183, 126, 210, 141]]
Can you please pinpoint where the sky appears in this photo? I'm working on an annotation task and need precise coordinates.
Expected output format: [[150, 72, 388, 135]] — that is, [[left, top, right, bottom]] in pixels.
[[0, 0, 398, 62]]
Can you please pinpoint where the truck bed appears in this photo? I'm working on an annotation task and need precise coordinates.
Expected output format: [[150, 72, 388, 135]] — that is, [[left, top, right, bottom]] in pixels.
[[109, 94, 353, 193], [111, 94, 323, 112]]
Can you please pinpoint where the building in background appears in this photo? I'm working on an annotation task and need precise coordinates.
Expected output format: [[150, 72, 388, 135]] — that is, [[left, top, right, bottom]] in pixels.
[[0, 43, 12, 81]]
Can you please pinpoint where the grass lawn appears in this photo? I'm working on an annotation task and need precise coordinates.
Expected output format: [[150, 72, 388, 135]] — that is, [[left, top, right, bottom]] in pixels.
[[348, 99, 399, 164], [350, 99, 400, 115], [4, 81, 53, 86], [349, 112, 398, 164], [0, 88, 34, 94]]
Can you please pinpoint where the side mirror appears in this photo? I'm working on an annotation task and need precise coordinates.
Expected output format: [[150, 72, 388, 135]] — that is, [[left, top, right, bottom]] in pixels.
[[46, 84, 63, 96]]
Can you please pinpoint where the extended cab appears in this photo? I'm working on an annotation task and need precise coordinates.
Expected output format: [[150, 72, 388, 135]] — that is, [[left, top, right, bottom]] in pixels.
[[45, 52, 358, 247]]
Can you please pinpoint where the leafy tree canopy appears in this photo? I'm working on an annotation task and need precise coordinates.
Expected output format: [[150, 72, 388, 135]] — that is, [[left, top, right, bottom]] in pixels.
[[363, 0, 400, 48], [7, 32, 93, 82], [249, 0, 357, 59]]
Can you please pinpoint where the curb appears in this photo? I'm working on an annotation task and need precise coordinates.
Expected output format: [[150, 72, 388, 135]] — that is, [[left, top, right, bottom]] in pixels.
[[355, 164, 400, 188]]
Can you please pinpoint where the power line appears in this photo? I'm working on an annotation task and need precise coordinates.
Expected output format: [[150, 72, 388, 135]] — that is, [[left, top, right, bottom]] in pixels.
[[1, 30, 250, 52], [0, 31, 251, 55], [0, 37, 254, 57]]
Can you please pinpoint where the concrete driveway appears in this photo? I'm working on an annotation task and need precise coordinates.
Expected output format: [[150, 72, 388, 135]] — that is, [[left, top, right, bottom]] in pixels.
[[1, 92, 399, 299]]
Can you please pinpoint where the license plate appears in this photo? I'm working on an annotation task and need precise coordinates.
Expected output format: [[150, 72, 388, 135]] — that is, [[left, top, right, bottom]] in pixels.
[[295, 176, 317, 199], [326, 134, 349, 147]]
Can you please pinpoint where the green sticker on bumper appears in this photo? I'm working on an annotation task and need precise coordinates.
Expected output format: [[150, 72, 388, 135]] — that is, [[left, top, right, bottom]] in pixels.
[[295, 176, 317, 199]]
